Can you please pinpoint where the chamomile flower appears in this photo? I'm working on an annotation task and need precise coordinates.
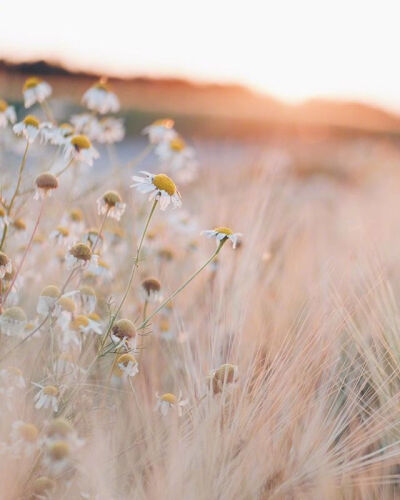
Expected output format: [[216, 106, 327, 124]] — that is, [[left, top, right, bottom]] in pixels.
[[79, 285, 97, 313], [37, 285, 61, 316], [23, 77, 52, 108], [131, 171, 182, 210], [96, 117, 125, 144], [97, 191, 126, 221], [34, 172, 59, 200], [42, 122, 75, 146], [49, 226, 73, 246], [111, 319, 136, 349], [10, 421, 39, 457], [54, 296, 76, 330], [63, 134, 99, 166], [0, 251, 12, 278], [82, 79, 120, 114], [32, 476, 56, 498], [69, 314, 101, 335], [44, 418, 84, 449], [140, 277, 162, 303], [0, 99, 16, 127], [70, 113, 102, 139], [86, 313, 103, 335], [13, 115, 42, 143], [42, 440, 71, 475], [142, 118, 177, 144], [155, 136, 196, 173], [155, 392, 188, 416], [116, 353, 139, 379], [62, 208, 85, 236], [202, 227, 242, 249], [87, 257, 111, 281], [0, 307, 27, 337], [66, 243, 98, 270], [33, 384, 59, 412]]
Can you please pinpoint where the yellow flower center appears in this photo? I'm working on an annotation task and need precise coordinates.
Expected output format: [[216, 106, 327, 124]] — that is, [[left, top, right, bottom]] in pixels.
[[153, 118, 174, 128], [153, 174, 176, 196], [117, 353, 137, 366], [71, 134, 91, 150], [23, 77, 41, 90], [70, 315, 89, 330], [19, 423, 39, 442], [57, 296, 76, 313], [43, 385, 58, 396], [47, 418, 73, 437], [103, 190, 122, 207], [70, 243, 92, 261], [161, 393, 176, 404], [70, 208, 83, 222], [94, 80, 110, 92], [33, 477, 56, 494], [2, 307, 26, 322], [48, 441, 70, 460], [23, 115, 40, 128], [0, 99, 8, 112], [56, 226, 69, 237], [88, 312, 100, 322], [41, 285, 61, 298], [0, 207, 5, 217], [13, 218, 26, 230], [60, 123, 74, 136], [170, 137, 185, 152], [214, 227, 233, 236]]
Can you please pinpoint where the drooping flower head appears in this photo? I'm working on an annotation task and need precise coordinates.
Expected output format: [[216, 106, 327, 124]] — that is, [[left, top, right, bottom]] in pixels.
[[131, 171, 182, 210], [155, 392, 187, 416], [0, 251, 12, 278], [0, 307, 27, 337], [64, 134, 99, 166], [37, 285, 61, 316], [97, 190, 126, 221], [140, 277, 162, 303], [23, 77, 52, 108], [116, 353, 139, 379], [82, 79, 120, 114], [0, 99, 16, 127], [111, 319, 136, 348], [34, 172, 59, 200], [66, 243, 97, 269], [13, 115, 42, 143], [202, 227, 242, 249]]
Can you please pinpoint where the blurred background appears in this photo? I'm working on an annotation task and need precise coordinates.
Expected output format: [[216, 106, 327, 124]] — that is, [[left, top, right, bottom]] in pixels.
[[1, 0, 400, 178]]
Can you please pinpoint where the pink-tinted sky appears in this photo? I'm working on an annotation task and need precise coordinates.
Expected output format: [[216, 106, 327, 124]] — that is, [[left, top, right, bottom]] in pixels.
[[1, 0, 399, 111]]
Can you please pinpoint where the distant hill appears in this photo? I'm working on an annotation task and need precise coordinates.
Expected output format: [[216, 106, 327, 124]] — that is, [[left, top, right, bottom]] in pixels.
[[1, 59, 400, 138]]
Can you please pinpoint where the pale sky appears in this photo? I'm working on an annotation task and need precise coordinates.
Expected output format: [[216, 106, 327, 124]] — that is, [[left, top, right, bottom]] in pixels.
[[1, 0, 399, 110]]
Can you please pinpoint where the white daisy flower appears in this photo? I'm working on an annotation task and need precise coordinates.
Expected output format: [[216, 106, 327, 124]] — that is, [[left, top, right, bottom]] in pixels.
[[33, 384, 59, 412], [82, 79, 120, 114], [23, 77, 52, 108], [34, 172, 59, 201], [202, 227, 242, 249], [96, 117, 125, 143], [65, 243, 98, 270], [13, 115, 45, 143], [42, 440, 71, 475], [49, 225, 73, 247], [0, 99, 16, 127], [142, 118, 177, 144], [41, 122, 75, 146], [10, 421, 39, 457], [111, 319, 136, 350], [116, 353, 139, 379], [0, 307, 27, 337], [63, 134, 99, 166], [155, 392, 188, 416], [96, 191, 126, 221], [54, 295, 77, 330], [61, 208, 85, 237], [0, 251, 12, 278], [87, 257, 111, 281], [155, 136, 196, 171], [131, 171, 182, 210], [37, 285, 61, 316], [43, 418, 84, 450]]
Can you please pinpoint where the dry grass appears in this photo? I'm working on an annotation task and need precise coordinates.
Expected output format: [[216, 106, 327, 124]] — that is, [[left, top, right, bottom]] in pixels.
[[1, 85, 400, 499]]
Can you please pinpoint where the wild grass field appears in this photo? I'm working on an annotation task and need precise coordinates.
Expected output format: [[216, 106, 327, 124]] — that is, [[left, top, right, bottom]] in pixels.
[[1, 78, 400, 499]]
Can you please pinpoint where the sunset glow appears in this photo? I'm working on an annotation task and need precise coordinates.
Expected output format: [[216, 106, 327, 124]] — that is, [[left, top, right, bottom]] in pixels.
[[0, 0, 399, 110]]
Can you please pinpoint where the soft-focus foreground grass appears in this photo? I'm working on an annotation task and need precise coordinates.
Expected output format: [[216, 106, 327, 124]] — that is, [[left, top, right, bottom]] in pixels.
[[2, 129, 400, 499]]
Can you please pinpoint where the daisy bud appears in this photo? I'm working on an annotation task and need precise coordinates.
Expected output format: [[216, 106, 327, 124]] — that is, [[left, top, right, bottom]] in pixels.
[[69, 208, 84, 222], [112, 319, 136, 343], [33, 477, 56, 496], [97, 190, 126, 221], [69, 315, 89, 332], [67, 243, 93, 268], [141, 277, 162, 303], [35, 172, 58, 200], [57, 296, 76, 314], [47, 418, 74, 439], [37, 285, 61, 315], [0, 251, 12, 278]]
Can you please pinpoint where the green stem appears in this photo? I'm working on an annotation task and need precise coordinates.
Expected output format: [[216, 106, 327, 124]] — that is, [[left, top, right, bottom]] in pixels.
[[98, 199, 158, 352], [0, 225, 7, 252], [138, 241, 225, 330], [8, 140, 29, 214]]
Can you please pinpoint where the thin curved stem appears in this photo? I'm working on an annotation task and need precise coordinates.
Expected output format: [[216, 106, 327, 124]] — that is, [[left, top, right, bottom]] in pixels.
[[138, 241, 225, 330], [8, 140, 29, 214], [4, 197, 46, 302], [91, 208, 110, 254], [56, 158, 74, 178]]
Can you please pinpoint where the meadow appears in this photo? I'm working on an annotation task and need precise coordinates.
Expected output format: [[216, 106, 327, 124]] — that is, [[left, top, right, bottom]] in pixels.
[[1, 78, 400, 499]]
